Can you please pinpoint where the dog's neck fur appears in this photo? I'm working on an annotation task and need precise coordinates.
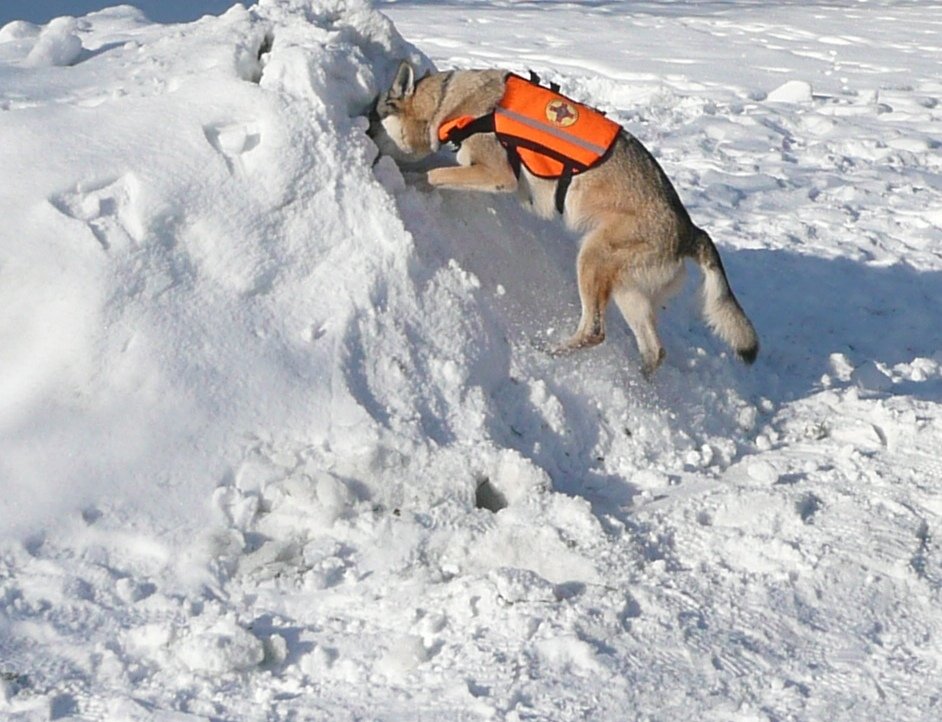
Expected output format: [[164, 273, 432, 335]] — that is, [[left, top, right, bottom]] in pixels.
[[419, 70, 508, 151]]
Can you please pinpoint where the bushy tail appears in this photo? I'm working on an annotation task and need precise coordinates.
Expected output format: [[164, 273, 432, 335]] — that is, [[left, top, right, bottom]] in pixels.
[[688, 228, 759, 363]]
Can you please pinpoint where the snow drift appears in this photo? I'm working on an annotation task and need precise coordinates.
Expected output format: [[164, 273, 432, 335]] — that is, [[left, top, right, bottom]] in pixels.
[[1, 0, 433, 540]]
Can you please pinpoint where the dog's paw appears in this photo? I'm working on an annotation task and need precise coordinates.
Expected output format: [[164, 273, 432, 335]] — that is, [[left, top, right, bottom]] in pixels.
[[551, 332, 605, 356], [426, 167, 450, 188], [401, 170, 433, 192], [640, 347, 667, 380], [547, 342, 574, 357]]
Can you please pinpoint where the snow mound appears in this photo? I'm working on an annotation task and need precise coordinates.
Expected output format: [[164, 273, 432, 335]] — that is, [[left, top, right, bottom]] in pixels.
[[0, 20, 40, 41], [23, 16, 83, 67]]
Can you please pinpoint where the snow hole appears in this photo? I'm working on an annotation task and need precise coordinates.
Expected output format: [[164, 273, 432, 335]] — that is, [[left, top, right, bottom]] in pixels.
[[474, 477, 508, 513]]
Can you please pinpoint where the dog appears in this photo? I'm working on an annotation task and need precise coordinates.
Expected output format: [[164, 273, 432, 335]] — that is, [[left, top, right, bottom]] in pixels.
[[369, 61, 759, 376]]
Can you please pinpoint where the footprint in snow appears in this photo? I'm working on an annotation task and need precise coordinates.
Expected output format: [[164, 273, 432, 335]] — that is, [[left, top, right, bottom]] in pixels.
[[49, 174, 144, 252], [203, 121, 262, 176]]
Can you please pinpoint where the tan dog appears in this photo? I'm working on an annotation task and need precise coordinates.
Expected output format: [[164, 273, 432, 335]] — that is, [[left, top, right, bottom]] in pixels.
[[369, 62, 758, 376]]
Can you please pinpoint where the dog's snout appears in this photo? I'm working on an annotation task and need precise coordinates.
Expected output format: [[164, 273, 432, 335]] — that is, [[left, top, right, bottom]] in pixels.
[[366, 97, 382, 138]]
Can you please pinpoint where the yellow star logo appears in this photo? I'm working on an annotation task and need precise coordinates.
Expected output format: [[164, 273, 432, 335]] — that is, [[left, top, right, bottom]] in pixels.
[[546, 99, 579, 127]]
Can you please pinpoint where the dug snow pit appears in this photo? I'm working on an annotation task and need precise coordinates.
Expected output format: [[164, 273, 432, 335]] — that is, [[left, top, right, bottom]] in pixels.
[[475, 477, 508, 513]]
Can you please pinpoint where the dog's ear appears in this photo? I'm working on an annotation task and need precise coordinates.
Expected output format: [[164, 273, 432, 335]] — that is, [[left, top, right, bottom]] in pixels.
[[389, 60, 415, 99]]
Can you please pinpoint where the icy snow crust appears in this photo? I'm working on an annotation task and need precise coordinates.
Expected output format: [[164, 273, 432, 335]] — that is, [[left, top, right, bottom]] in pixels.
[[1, 0, 941, 720]]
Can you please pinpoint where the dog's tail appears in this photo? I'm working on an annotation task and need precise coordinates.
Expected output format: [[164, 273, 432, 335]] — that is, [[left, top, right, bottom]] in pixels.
[[686, 227, 759, 364]]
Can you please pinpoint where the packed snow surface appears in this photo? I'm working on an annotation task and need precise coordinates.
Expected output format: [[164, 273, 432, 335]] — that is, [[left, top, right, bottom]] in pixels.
[[1, 0, 941, 720]]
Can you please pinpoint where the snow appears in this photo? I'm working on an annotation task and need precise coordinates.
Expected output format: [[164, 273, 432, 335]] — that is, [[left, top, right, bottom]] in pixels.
[[1, 0, 941, 720], [766, 79, 813, 104], [22, 17, 83, 67]]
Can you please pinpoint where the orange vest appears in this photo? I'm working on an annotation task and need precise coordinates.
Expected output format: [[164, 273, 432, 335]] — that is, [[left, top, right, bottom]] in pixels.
[[438, 73, 621, 181]]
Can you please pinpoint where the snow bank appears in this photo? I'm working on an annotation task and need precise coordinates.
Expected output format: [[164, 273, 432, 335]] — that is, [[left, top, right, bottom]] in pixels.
[[2, 0, 417, 540]]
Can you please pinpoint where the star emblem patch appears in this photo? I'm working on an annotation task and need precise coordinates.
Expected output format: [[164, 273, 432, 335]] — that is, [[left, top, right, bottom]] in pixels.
[[545, 99, 579, 127]]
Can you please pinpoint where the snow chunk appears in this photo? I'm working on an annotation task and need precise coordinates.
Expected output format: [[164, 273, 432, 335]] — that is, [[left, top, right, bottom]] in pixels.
[[535, 635, 605, 675], [633, 469, 671, 489], [828, 352, 856, 381], [490, 566, 556, 605], [747, 459, 779, 484], [176, 618, 265, 675], [482, 450, 551, 507], [24, 17, 83, 67], [767, 80, 813, 104], [377, 635, 432, 680]]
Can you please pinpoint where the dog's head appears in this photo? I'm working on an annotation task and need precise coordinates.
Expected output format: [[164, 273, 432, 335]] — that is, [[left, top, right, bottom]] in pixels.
[[368, 61, 436, 162]]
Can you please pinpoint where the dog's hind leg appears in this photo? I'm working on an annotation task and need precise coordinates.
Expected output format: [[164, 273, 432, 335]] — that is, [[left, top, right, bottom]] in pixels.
[[554, 221, 620, 353], [613, 285, 665, 377]]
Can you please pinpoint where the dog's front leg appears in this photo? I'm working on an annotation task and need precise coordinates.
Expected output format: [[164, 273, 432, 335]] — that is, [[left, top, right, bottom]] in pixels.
[[428, 135, 517, 193], [427, 163, 517, 193]]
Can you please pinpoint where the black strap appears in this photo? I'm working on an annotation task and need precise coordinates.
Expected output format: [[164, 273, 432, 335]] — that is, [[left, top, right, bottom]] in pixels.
[[497, 135, 590, 177], [504, 144, 522, 179], [526, 69, 559, 92], [442, 114, 495, 146], [528, 69, 541, 85], [503, 136, 579, 214], [555, 164, 574, 215]]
